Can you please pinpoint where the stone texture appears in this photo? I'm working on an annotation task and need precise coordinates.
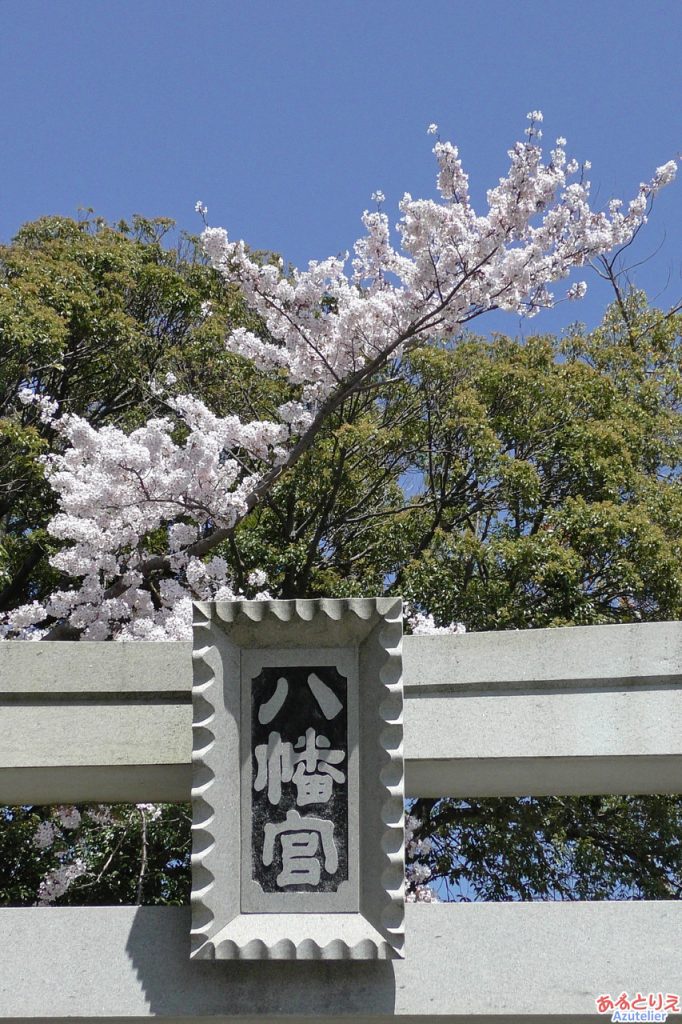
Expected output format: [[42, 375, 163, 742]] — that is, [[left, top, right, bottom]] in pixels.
[[403, 620, 682, 692], [1, 621, 681, 803], [0, 638, 190, 693], [1, 903, 680, 1021]]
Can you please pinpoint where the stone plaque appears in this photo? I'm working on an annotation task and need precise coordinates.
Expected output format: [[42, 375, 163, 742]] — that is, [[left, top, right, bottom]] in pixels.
[[191, 598, 404, 960], [248, 661, 350, 898]]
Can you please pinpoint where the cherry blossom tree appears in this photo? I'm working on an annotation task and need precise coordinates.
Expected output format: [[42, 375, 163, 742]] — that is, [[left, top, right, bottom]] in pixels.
[[3, 113, 676, 641]]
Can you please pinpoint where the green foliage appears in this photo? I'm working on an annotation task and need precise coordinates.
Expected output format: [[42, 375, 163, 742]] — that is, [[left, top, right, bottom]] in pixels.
[[229, 380, 418, 599], [410, 795, 682, 900], [0, 805, 190, 906], [393, 305, 682, 629]]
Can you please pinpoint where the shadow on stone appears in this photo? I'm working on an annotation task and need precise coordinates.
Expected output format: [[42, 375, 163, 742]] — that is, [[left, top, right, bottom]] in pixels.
[[125, 905, 398, 1020]]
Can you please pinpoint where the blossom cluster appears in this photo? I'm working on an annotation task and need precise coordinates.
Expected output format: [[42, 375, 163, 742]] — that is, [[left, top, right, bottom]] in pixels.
[[3, 391, 277, 639], [2, 115, 676, 640], [30, 803, 161, 904], [404, 812, 439, 902], [37, 859, 86, 905], [31, 804, 90, 904], [407, 609, 466, 635]]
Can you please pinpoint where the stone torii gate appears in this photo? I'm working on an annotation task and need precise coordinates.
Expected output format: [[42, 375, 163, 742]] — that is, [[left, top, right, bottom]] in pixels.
[[0, 609, 681, 1022]]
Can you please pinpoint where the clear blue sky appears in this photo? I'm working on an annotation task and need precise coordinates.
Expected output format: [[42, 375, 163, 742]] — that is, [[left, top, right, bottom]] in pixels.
[[1, 0, 680, 335]]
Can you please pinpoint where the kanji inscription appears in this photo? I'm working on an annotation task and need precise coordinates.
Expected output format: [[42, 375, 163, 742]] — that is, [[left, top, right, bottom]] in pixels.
[[251, 666, 348, 893]]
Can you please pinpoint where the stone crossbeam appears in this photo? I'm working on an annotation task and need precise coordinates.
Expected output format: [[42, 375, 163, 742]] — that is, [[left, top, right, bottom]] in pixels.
[[0, 903, 680, 1022], [1, 621, 680, 803]]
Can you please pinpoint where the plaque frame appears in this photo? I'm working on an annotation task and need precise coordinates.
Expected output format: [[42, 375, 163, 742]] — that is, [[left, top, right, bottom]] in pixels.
[[191, 597, 404, 960]]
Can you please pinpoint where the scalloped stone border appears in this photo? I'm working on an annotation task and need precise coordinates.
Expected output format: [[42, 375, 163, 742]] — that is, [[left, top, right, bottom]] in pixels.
[[191, 598, 404, 960]]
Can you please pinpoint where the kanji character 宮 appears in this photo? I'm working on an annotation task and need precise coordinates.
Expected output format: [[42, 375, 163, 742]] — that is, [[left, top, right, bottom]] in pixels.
[[262, 809, 338, 887]]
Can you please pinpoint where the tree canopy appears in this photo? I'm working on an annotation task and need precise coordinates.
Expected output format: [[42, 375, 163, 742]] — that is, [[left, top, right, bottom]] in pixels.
[[396, 299, 682, 629], [2, 116, 676, 641], [0, 212, 269, 615]]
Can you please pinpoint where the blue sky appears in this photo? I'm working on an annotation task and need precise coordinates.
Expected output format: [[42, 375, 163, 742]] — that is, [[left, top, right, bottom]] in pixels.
[[1, 0, 680, 336]]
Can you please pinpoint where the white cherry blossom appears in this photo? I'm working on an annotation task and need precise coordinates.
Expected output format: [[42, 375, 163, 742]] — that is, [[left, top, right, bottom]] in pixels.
[[36, 859, 86, 905]]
